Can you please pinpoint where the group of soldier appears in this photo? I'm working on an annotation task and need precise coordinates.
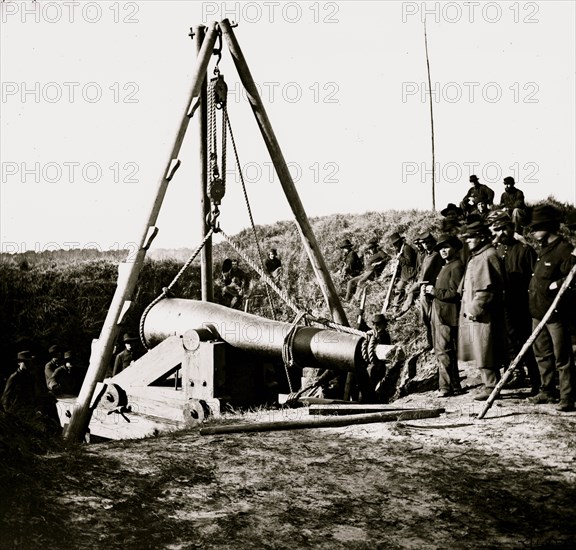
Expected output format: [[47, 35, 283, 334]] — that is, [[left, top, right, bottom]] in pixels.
[[338, 175, 576, 412], [1, 344, 86, 433], [219, 249, 282, 310]]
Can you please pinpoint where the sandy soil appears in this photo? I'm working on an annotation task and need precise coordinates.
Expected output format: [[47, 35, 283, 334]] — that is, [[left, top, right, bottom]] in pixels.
[[2, 363, 576, 550]]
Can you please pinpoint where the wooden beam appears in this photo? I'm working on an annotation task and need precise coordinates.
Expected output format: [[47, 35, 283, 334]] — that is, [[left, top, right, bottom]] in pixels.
[[200, 408, 444, 435]]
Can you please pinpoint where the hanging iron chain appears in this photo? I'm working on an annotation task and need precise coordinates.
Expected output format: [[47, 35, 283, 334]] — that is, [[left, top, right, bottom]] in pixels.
[[207, 74, 228, 229], [138, 228, 215, 350], [222, 104, 277, 320]]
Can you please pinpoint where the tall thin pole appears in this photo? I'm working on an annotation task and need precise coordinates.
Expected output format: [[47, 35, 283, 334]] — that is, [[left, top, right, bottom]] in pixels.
[[65, 23, 219, 443], [193, 25, 213, 302], [219, 19, 349, 327], [424, 18, 436, 211]]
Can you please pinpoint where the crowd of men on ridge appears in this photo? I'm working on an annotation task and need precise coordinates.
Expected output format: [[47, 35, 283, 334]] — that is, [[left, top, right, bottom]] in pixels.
[[337, 175, 576, 412]]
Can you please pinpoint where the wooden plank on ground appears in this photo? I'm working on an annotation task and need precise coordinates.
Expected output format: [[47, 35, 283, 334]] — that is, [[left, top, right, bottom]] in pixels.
[[308, 404, 424, 416], [200, 408, 445, 435]]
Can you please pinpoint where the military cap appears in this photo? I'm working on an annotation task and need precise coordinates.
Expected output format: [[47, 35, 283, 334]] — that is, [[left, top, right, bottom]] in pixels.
[[459, 221, 490, 238], [48, 344, 61, 355], [503, 176, 515, 185], [490, 213, 514, 230], [366, 236, 380, 247], [339, 238, 353, 249], [17, 350, 35, 362], [388, 232, 403, 245], [123, 333, 139, 343], [372, 314, 387, 325]]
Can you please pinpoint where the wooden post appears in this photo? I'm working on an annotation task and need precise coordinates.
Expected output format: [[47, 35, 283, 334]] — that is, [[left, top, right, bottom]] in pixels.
[[479, 261, 576, 419], [64, 23, 220, 443], [219, 19, 348, 328], [193, 25, 213, 303]]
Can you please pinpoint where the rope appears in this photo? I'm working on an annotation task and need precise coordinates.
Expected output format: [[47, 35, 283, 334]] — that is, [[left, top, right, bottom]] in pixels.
[[138, 228, 215, 349], [281, 311, 307, 393], [219, 228, 367, 337], [223, 104, 277, 320]]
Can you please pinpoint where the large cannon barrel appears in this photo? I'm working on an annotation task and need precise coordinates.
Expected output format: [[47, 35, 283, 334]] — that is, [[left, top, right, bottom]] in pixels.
[[143, 299, 363, 372]]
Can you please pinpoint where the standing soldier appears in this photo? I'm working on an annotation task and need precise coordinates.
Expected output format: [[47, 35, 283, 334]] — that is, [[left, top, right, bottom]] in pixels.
[[527, 205, 576, 412], [112, 333, 142, 377], [402, 232, 443, 348], [388, 232, 417, 310], [426, 234, 465, 397], [44, 345, 63, 389], [338, 238, 363, 279], [490, 212, 539, 394], [458, 221, 506, 401]]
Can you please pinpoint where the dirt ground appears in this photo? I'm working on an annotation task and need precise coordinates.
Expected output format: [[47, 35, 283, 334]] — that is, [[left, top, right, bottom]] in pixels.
[[2, 362, 576, 550]]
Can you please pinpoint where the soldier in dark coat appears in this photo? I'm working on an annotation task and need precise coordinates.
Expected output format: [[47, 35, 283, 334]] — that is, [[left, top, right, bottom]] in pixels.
[[526, 205, 576, 412], [458, 221, 507, 400], [44, 344, 63, 389], [389, 232, 417, 309], [460, 175, 495, 216], [490, 212, 539, 393], [264, 249, 282, 279], [344, 238, 387, 301], [112, 333, 142, 377], [339, 239, 363, 278], [427, 234, 465, 397], [499, 176, 528, 233], [402, 232, 444, 348], [2, 351, 61, 434]]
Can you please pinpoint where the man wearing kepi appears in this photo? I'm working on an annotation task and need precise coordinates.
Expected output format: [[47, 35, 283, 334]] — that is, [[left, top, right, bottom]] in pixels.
[[458, 221, 506, 401], [527, 205, 576, 412]]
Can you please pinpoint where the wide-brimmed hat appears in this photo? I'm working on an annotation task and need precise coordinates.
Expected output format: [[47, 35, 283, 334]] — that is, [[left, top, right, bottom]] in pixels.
[[366, 237, 380, 247], [434, 234, 463, 251], [339, 238, 353, 249], [388, 232, 403, 245], [416, 231, 436, 244], [529, 204, 561, 230], [469, 174, 479, 182], [48, 344, 61, 355], [440, 203, 464, 218], [459, 221, 490, 238], [123, 333, 139, 343], [17, 350, 35, 362]]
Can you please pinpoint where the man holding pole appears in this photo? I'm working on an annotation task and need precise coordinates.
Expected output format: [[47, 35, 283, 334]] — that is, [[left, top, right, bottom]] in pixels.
[[388, 232, 417, 311], [527, 205, 576, 412]]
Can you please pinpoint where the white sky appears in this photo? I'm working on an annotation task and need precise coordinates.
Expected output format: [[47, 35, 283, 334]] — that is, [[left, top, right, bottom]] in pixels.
[[1, 0, 575, 252]]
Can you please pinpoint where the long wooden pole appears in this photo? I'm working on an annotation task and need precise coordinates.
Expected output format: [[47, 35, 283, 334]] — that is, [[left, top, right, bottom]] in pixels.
[[194, 25, 213, 302], [219, 19, 349, 328], [424, 18, 436, 212], [65, 23, 219, 443], [479, 260, 576, 419], [200, 408, 445, 435]]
